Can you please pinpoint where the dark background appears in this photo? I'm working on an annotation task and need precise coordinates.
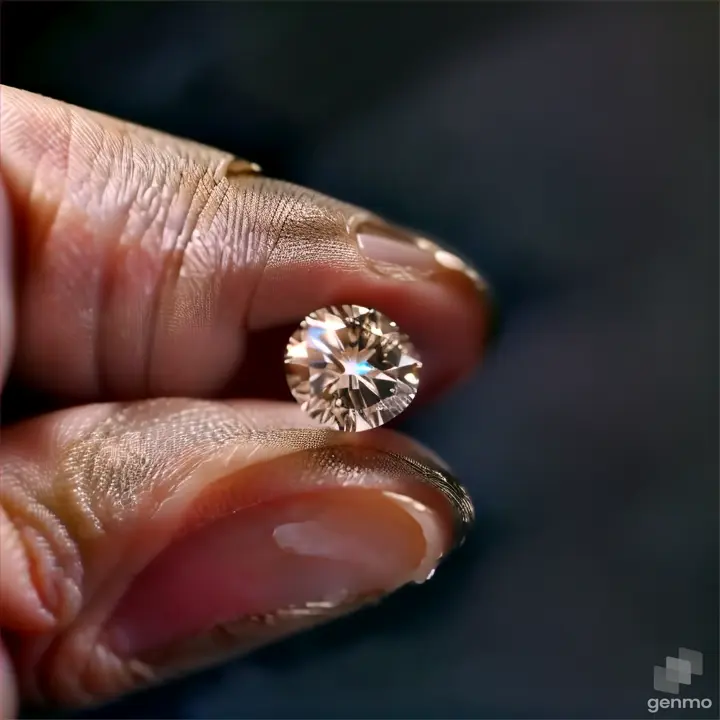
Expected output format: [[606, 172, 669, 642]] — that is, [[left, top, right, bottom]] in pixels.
[[2, 2, 718, 718]]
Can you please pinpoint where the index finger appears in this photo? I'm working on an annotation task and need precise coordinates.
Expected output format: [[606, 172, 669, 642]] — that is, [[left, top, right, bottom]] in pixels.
[[1, 86, 491, 403]]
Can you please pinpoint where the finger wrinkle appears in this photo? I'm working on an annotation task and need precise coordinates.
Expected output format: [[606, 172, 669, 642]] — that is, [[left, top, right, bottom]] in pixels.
[[16, 103, 72, 261], [144, 177, 309, 393], [144, 166, 228, 394], [0, 458, 84, 630], [89, 123, 227, 395], [242, 180, 366, 328], [239, 179, 303, 330]]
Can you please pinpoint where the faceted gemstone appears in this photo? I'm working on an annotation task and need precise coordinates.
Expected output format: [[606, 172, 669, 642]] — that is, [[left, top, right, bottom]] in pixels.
[[285, 305, 422, 432]]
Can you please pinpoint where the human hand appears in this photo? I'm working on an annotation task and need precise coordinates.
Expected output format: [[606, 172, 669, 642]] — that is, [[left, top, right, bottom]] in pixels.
[[0, 86, 491, 716]]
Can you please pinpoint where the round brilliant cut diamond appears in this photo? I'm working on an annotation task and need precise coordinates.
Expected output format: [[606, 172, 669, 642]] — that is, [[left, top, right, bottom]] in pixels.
[[285, 305, 422, 432]]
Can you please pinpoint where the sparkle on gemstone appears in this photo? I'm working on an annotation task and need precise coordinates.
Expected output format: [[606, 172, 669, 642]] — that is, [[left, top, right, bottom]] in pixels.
[[284, 305, 422, 432]]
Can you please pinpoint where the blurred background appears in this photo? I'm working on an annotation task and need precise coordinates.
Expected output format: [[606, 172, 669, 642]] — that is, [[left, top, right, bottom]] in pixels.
[[2, 2, 717, 718]]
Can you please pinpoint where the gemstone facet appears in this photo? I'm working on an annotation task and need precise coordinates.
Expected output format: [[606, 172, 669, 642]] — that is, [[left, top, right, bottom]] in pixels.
[[285, 305, 422, 432]]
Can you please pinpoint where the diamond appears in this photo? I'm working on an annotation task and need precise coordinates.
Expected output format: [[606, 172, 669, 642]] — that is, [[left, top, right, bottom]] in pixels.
[[285, 305, 422, 432]]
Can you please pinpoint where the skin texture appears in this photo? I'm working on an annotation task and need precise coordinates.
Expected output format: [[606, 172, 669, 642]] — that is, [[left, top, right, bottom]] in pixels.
[[0, 87, 489, 714]]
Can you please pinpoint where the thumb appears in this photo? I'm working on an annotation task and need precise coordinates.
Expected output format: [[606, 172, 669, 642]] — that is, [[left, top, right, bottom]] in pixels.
[[0, 398, 471, 709]]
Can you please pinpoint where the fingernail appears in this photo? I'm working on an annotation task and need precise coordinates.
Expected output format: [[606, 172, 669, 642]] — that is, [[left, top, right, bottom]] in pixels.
[[354, 217, 488, 293], [106, 487, 447, 659]]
